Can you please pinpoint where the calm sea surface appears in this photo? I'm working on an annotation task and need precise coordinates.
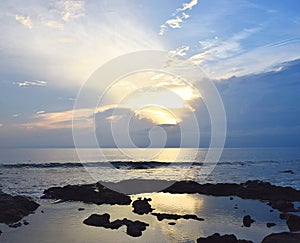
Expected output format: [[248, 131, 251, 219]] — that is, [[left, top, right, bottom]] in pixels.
[[0, 147, 300, 197]]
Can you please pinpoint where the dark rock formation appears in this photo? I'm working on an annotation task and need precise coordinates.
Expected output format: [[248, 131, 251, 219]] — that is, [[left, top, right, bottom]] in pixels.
[[286, 214, 300, 232], [9, 222, 22, 228], [152, 212, 204, 221], [83, 213, 149, 237], [0, 192, 39, 224], [268, 200, 296, 213], [168, 222, 176, 225], [132, 198, 153, 215], [41, 182, 131, 205], [162, 180, 300, 212], [78, 208, 85, 211], [197, 233, 253, 243], [266, 222, 276, 228], [280, 170, 295, 174], [261, 232, 300, 243], [279, 213, 300, 232], [243, 215, 255, 227]]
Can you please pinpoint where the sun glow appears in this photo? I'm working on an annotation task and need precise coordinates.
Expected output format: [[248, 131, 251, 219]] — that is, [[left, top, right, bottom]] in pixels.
[[135, 106, 179, 125]]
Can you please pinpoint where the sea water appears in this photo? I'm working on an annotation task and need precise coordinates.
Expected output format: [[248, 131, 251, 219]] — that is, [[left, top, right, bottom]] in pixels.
[[0, 147, 300, 197]]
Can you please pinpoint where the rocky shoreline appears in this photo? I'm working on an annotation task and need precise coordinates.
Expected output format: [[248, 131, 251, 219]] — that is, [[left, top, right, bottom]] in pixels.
[[1, 180, 300, 242], [0, 191, 39, 225]]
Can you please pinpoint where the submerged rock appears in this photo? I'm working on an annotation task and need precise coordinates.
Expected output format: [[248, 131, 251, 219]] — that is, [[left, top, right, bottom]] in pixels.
[[0, 192, 39, 224], [261, 232, 300, 243], [266, 222, 276, 228], [152, 212, 204, 221], [41, 182, 131, 205], [243, 215, 255, 227], [132, 198, 153, 215], [197, 233, 253, 243], [83, 213, 149, 237]]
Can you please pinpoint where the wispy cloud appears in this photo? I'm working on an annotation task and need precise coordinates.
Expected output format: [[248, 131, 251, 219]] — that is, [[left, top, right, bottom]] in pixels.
[[159, 0, 198, 35], [53, 0, 85, 22], [22, 109, 92, 129], [176, 0, 198, 12], [15, 15, 33, 29], [169, 45, 190, 57], [189, 28, 261, 65], [14, 80, 47, 87], [45, 20, 64, 30]]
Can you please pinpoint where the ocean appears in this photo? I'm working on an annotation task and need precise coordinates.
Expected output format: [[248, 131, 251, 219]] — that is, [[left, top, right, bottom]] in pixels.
[[1, 147, 300, 198], [1, 147, 300, 243]]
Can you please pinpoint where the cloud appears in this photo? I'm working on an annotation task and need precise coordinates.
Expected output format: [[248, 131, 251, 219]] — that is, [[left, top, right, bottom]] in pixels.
[[53, 0, 85, 22], [20, 108, 92, 130], [45, 20, 64, 30], [188, 28, 261, 65], [159, 0, 197, 35], [15, 15, 33, 29], [14, 80, 47, 87], [176, 0, 198, 12], [169, 46, 190, 57], [12, 114, 21, 117]]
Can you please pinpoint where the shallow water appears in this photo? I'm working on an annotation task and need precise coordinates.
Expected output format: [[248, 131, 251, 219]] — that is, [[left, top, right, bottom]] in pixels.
[[0, 193, 291, 243]]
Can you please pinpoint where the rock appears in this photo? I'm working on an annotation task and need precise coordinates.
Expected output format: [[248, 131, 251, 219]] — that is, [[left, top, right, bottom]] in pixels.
[[0, 230, 2, 235], [9, 222, 22, 228], [162, 180, 300, 200], [0, 192, 39, 225], [197, 233, 253, 243], [23, 219, 29, 225], [262, 232, 300, 243], [230, 197, 234, 200], [132, 198, 153, 215], [162, 180, 300, 213], [268, 200, 296, 213], [152, 212, 204, 221], [41, 210, 44, 213], [243, 215, 255, 227], [286, 214, 300, 232], [41, 182, 131, 206], [280, 170, 295, 174], [168, 222, 176, 225], [83, 213, 149, 237], [266, 222, 276, 228], [78, 208, 85, 211]]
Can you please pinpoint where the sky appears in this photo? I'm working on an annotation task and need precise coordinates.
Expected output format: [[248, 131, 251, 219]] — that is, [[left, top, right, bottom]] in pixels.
[[0, 0, 299, 148]]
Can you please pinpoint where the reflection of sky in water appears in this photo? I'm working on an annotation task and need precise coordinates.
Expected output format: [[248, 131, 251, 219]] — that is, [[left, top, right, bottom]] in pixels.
[[0, 193, 289, 243]]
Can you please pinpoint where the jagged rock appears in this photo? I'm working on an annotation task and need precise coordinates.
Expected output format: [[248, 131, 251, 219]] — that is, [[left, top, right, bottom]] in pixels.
[[132, 198, 153, 215], [243, 215, 255, 227], [0, 192, 39, 224], [9, 222, 22, 228], [266, 222, 276, 228], [262, 232, 300, 243], [268, 200, 296, 213], [83, 213, 149, 237], [41, 182, 131, 205], [152, 212, 204, 221], [197, 233, 253, 243]]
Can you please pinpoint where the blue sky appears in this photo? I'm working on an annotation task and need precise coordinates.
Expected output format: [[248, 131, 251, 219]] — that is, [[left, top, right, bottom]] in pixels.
[[0, 0, 299, 147]]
